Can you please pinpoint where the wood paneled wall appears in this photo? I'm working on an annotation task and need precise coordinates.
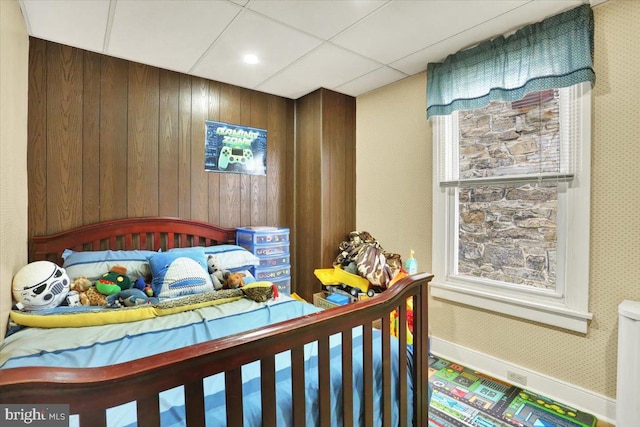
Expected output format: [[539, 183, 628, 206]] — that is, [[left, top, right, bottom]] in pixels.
[[28, 38, 294, 239], [27, 39, 355, 299], [294, 89, 356, 301]]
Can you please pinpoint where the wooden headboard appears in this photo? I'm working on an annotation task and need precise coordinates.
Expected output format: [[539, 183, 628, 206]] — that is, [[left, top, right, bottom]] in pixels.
[[30, 217, 237, 265]]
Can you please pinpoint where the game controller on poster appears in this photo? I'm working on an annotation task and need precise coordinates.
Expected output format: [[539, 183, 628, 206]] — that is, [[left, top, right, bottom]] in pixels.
[[204, 120, 267, 175]]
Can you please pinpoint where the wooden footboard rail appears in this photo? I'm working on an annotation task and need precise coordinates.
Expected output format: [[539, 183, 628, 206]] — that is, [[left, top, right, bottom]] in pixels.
[[0, 273, 433, 427]]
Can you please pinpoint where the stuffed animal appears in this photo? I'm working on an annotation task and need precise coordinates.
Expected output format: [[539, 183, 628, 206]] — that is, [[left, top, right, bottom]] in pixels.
[[95, 265, 132, 296], [12, 261, 70, 311], [65, 291, 81, 307], [70, 276, 107, 306], [241, 281, 278, 302], [134, 276, 154, 297], [106, 288, 158, 308], [207, 255, 230, 290], [224, 272, 246, 289]]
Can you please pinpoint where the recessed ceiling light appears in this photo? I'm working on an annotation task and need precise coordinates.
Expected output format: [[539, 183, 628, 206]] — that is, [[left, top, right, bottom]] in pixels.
[[244, 54, 259, 65]]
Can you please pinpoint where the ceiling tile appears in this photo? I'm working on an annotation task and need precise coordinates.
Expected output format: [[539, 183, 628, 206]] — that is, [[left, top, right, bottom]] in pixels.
[[391, 0, 585, 76], [107, 0, 242, 73], [332, 0, 530, 65], [19, 0, 599, 100], [21, 0, 110, 53], [246, 0, 387, 40], [335, 66, 408, 97], [192, 9, 323, 90], [257, 43, 382, 99]]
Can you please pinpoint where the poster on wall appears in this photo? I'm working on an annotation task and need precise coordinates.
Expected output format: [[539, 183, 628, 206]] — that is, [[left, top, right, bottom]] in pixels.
[[204, 120, 267, 175]]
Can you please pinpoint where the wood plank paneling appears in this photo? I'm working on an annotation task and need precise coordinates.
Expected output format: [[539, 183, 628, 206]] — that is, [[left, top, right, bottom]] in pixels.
[[344, 96, 356, 234], [27, 38, 47, 239], [207, 81, 221, 225], [322, 91, 342, 267], [158, 70, 180, 217], [28, 39, 295, 255], [219, 83, 242, 228], [295, 90, 323, 301], [29, 40, 362, 301], [267, 96, 285, 227], [294, 89, 356, 301], [250, 92, 268, 226], [46, 43, 83, 234], [100, 55, 128, 221], [239, 88, 252, 226], [190, 77, 209, 222], [128, 63, 159, 217], [178, 74, 192, 219], [82, 51, 101, 225]]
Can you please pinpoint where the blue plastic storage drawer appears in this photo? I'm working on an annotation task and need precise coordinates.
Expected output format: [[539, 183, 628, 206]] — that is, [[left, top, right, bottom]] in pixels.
[[236, 227, 290, 245], [239, 242, 289, 257], [258, 253, 290, 268], [253, 264, 291, 281], [273, 276, 291, 296]]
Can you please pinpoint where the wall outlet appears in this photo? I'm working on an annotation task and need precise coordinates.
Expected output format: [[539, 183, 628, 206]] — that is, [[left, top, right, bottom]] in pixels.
[[507, 370, 527, 386]]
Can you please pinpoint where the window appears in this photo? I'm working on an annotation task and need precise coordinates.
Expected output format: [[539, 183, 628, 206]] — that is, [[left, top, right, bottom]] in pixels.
[[431, 82, 592, 333]]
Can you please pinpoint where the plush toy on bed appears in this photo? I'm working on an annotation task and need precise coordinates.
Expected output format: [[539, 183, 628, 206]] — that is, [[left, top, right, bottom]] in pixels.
[[134, 276, 154, 297], [206, 255, 231, 290], [241, 281, 278, 302], [12, 261, 70, 311], [70, 276, 107, 306], [224, 272, 246, 289], [106, 288, 158, 308], [95, 265, 132, 296]]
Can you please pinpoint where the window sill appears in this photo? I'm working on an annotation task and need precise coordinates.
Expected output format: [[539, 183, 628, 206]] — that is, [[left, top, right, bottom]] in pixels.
[[429, 279, 592, 334]]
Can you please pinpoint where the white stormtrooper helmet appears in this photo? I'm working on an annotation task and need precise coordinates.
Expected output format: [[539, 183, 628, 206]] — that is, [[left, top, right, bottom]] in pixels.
[[12, 261, 70, 311]]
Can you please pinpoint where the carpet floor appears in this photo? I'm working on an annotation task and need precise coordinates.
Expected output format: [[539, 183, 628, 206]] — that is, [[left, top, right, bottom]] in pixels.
[[428, 355, 598, 427]]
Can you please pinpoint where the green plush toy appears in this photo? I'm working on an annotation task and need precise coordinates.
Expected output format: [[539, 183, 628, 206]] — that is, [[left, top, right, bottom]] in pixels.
[[95, 265, 131, 296]]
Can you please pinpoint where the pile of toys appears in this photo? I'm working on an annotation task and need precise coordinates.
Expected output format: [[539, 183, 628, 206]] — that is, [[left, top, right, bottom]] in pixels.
[[11, 261, 158, 311]]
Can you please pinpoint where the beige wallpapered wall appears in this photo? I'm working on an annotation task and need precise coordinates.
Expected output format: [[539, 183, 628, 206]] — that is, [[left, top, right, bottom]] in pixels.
[[0, 0, 29, 340], [356, 0, 640, 399], [355, 72, 432, 272]]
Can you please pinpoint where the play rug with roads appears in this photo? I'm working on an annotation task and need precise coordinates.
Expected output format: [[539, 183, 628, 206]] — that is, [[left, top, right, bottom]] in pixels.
[[428, 355, 597, 427]]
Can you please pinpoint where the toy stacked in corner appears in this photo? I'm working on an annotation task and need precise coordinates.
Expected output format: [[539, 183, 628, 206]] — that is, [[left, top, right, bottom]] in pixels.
[[333, 231, 404, 292]]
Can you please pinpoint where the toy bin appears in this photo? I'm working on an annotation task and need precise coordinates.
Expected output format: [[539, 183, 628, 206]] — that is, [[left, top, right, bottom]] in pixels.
[[313, 292, 339, 309], [272, 276, 291, 296], [253, 264, 291, 282], [258, 253, 290, 268], [240, 242, 289, 257], [236, 227, 290, 245]]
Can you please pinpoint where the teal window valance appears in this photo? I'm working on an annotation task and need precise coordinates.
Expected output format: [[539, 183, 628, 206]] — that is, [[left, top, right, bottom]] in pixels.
[[426, 4, 594, 118]]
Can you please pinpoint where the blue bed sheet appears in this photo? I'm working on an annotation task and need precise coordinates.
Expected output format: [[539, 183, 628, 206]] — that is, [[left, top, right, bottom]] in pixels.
[[1, 297, 413, 426]]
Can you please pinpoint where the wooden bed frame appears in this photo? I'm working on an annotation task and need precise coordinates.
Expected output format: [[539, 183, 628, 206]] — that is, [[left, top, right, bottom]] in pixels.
[[1, 217, 433, 427]]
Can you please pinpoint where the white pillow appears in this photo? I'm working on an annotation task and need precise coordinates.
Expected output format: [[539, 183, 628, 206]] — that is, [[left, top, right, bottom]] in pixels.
[[171, 245, 260, 272]]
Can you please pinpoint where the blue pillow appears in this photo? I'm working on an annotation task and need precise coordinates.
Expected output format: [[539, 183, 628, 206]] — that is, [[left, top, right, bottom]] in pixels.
[[171, 245, 260, 272], [62, 249, 156, 280], [148, 247, 214, 298]]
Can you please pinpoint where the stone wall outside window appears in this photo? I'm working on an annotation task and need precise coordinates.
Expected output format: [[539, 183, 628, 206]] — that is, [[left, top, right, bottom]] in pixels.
[[457, 91, 560, 289]]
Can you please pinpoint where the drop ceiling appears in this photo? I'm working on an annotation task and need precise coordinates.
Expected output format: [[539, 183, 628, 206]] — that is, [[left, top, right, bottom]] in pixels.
[[18, 0, 605, 100]]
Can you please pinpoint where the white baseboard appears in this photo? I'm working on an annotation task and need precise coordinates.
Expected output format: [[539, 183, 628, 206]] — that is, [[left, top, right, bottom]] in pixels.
[[430, 336, 617, 425]]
